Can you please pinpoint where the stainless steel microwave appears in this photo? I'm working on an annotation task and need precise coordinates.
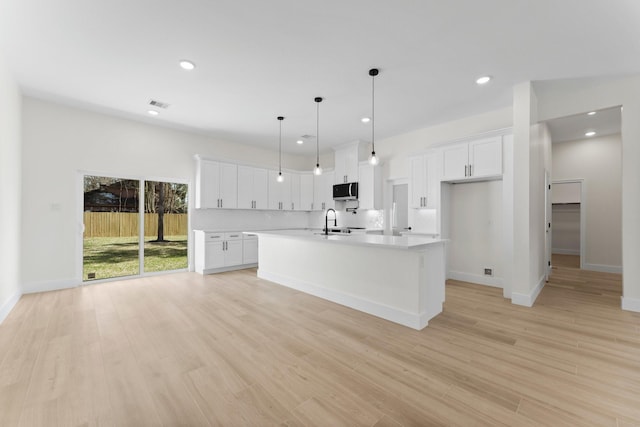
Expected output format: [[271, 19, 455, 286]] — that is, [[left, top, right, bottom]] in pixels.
[[333, 182, 358, 201]]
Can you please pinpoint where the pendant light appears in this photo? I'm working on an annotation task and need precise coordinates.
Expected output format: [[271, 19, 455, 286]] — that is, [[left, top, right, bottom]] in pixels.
[[314, 97, 323, 175], [276, 116, 284, 182], [368, 68, 379, 166]]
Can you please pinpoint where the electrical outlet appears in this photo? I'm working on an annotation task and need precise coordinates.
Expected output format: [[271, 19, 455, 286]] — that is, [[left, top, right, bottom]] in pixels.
[[88, 272, 96, 279], [484, 268, 493, 276]]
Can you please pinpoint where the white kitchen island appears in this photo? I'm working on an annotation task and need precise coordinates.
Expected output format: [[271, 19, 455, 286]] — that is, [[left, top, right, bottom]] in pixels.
[[249, 230, 446, 330]]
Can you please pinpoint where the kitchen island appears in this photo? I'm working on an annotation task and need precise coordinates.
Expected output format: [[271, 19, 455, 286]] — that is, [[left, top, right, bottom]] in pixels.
[[248, 230, 446, 330]]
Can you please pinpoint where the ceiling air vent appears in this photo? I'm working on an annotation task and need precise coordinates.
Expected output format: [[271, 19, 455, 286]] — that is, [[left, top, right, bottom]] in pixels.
[[149, 99, 170, 109]]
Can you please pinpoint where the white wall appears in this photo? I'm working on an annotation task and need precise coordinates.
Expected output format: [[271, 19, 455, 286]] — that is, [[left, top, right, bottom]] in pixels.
[[20, 97, 313, 291], [511, 84, 553, 306], [530, 123, 552, 292], [552, 134, 622, 270], [447, 181, 503, 287], [535, 75, 640, 311], [0, 53, 22, 322]]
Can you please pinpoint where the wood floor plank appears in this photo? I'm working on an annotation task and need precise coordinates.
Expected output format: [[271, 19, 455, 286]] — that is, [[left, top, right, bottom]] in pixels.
[[1, 256, 639, 425]]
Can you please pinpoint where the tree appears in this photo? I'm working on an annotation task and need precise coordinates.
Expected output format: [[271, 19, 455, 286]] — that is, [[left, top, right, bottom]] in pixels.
[[150, 182, 167, 242]]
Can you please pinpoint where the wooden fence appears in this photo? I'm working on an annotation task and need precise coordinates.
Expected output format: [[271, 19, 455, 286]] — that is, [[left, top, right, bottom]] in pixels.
[[83, 212, 188, 238]]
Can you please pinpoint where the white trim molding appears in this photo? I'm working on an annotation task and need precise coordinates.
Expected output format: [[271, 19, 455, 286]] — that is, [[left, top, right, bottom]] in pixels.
[[448, 271, 503, 288], [0, 290, 22, 324], [22, 278, 79, 294], [512, 274, 546, 307], [582, 263, 623, 274], [259, 269, 430, 330], [621, 296, 640, 313]]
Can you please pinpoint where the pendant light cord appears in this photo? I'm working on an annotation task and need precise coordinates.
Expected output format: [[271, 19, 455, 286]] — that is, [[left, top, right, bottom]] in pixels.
[[316, 100, 320, 165], [371, 69, 377, 154], [279, 119, 282, 173]]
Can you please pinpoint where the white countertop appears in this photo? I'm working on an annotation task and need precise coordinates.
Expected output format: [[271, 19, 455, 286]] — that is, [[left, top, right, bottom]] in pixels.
[[246, 229, 444, 250]]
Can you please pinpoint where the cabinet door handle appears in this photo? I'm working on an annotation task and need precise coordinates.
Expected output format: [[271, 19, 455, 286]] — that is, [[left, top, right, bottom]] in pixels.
[[464, 165, 468, 177], [469, 164, 472, 176], [291, 202, 294, 210], [220, 199, 223, 208]]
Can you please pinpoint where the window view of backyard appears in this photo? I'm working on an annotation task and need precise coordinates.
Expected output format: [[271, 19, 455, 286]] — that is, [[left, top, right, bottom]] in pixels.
[[83, 176, 188, 281]]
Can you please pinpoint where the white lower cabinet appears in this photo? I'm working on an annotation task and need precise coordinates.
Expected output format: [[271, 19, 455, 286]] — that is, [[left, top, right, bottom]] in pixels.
[[195, 231, 257, 274], [243, 235, 258, 264]]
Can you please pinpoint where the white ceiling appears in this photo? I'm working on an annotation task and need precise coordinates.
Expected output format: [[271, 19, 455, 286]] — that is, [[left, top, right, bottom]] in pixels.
[[1, 0, 639, 154], [546, 107, 622, 143]]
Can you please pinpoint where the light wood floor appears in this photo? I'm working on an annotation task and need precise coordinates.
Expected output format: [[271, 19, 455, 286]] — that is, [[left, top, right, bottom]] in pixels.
[[1, 263, 639, 426], [552, 254, 581, 269]]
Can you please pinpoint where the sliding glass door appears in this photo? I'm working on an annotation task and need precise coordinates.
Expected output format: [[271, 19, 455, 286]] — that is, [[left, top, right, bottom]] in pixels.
[[83, 176, 140, 280], [143, 181, 188, 273], [83, 175, 188, 282]]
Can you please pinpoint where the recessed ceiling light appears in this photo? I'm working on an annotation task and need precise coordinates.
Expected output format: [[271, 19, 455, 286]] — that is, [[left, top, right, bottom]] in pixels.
[[587, 111, 596, 116], [585, 131, 596, 137], [476, 75, 492, 85], [179, 60, 196, 70], [147, 110, 159, 116], [361, 117, 371, 123], [296, 140, 304, 145]]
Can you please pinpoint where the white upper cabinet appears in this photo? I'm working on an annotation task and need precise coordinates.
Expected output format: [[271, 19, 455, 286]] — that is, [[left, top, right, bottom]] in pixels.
[[358, 162, 382, 210], [409, 151, 439, 209], [237, 165, 268, 209], [442, 143, 469, 181], [469, 137, 502, 178], [333, 143, 359, 184], [195, 158, 238, 209], [441, 136, 502, 182], [314, 171, 335, 211], [298, 173, 314, 211], [268, 170, 292, 210], [289, 173, 301, 211]]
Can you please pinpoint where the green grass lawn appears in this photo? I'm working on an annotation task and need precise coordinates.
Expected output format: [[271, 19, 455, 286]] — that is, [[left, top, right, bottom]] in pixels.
[[83, 235, 188, 281]]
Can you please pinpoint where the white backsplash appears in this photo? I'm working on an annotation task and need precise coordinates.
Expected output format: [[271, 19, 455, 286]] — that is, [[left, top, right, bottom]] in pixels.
[[408, 208, 438, 233], [309, 209, 385, 230]]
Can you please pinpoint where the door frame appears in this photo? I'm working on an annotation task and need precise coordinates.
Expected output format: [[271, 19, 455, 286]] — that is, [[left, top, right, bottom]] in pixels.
[[76, 170, 190, 284]]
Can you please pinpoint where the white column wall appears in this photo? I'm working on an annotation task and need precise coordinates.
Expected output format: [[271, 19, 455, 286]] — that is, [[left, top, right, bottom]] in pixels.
[[510, 83, 534, 305], [0, 53, 22, 322]]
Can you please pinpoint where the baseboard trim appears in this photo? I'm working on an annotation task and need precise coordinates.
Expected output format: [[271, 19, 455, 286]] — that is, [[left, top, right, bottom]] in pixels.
[[22, 279, 79, 294], [448, 271, 503, 288], [621, 296, 640, 312], [512, 274, 545, 307], [552, 248, 580, 255], [198, 263, 258, 275], [0, 289, 22, 324], [258, 269, 432, 330], [582, 263, 622, 274]]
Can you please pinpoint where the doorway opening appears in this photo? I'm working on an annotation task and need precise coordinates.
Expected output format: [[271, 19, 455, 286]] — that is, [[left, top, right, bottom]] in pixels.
[[82, 175, 188, 282], [543, 106, 622, 307], [551, 180, 583, 269]]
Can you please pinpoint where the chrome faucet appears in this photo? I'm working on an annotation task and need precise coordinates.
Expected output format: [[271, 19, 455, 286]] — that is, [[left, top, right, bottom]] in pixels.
[[325, 208, 337, 235]]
